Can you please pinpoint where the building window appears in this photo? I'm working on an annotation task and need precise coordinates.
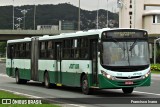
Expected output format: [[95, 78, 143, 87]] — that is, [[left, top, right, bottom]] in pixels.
[[157, 15, 160, 23], [130, 21, 132, 24], [153, 15, 160, 23], [145, 6, 160, 10], [129, 11, 132, 15], [130, 5, 132, 8]]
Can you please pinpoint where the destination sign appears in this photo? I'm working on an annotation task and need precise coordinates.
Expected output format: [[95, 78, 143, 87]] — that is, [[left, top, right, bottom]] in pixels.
[[102, 30, 147, 39]]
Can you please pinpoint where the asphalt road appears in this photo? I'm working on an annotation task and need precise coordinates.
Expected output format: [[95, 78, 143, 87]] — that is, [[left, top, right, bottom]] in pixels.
[[0, 62, 160, 107]]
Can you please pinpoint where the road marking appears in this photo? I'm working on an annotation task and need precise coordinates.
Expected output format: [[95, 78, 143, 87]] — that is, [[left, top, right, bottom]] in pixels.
[[133, 91, 160, 96], [116, 89, 160, 96], [69, 104, 86, 107], [0, 88, 85, 107]]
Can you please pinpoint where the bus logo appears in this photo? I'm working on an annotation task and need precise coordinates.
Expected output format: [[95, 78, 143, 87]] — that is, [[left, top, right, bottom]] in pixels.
[[128, 76, 131, 79]]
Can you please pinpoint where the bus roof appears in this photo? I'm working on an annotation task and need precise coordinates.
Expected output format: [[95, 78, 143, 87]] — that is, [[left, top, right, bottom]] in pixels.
[[7, 28, 147, 43]]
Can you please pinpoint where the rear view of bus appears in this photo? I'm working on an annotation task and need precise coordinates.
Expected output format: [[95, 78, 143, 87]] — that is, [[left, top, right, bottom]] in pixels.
[[98, 29, 151, 94]]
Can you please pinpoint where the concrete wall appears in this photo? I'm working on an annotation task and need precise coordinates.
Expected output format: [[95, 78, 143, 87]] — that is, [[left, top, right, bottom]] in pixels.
[[144, 0, 160, 5], [119, 0, 144, 28]]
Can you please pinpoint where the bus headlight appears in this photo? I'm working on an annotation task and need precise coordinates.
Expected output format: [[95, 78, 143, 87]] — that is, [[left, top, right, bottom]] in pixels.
[[145, 70, 151, 78], [142, 70, 151, 79], [101, 70, 115, 80]]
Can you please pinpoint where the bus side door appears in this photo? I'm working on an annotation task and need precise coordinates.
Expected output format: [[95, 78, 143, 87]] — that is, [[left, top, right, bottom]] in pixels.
[[7, 45, 14, 76], [90, 39, 98, 86], [55, 43, 62, 84]]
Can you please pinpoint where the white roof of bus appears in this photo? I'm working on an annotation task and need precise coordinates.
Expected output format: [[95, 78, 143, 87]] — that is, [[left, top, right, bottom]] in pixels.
[[39, 29, 103, 40], [7, 28, 147, 43], [7, 37, 31, 43]]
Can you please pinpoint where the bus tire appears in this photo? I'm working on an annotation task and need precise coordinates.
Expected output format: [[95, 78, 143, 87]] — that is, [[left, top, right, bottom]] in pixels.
[[81, 75, 91, 95], [122, 87, 134, 94], [15, 70, 24, 84], [44, 72, 51, 88]]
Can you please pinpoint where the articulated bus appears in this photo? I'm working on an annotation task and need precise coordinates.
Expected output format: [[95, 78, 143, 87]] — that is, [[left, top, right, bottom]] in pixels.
[[6, 28, 151, 94]]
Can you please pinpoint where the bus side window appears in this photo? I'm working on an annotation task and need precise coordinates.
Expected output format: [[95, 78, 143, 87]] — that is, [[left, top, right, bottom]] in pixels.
[[63, 40, 69, 59], [21, 43, 25, 58], [15, 44, 20, 58], [81, 38, 88, 59], [40, 42, 46, 59], [7, 45, 11, 58], [26, 42, 30, 58], [47, 41, 54, 59]]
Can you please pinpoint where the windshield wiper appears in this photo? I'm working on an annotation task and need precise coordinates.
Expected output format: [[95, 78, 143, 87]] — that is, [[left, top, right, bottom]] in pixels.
[[129, 39, 138, 51], [112, 38, 126, 51]]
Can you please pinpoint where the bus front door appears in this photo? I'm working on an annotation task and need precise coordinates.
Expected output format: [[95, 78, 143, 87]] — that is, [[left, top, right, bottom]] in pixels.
[[55, 43, 62, 85], [90, 39, 98, 86]]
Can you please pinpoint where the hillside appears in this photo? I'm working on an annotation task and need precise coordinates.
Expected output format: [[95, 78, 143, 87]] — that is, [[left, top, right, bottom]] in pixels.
[[0, 3, 119, 30]]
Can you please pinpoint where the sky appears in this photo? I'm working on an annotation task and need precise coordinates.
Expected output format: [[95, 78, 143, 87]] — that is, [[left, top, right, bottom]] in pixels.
[[0, 0, 118, 11]]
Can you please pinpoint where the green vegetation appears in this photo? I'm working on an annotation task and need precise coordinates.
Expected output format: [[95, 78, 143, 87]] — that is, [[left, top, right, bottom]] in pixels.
[[0, 90, 24, 98], [0, 90, 60, 107], [151, 64, 160, 74], [0, 3, 118, 30], [0, 42, 6, 57]]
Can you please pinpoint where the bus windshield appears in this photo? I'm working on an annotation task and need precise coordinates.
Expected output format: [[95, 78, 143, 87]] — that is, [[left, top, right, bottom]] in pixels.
[[102, 40, 150, 66]]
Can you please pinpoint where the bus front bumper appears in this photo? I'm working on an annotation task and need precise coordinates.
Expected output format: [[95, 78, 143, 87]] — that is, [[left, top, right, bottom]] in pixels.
[[98, 74, 151, 89]]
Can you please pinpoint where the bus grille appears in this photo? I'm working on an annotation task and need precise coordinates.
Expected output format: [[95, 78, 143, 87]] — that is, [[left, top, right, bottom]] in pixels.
[[115, 76, 141, 79]]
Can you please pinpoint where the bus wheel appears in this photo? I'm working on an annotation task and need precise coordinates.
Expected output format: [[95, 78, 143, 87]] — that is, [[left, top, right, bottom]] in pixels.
[[81, 75, 91, 95], [15, 70, 26, 84], [44, 72, 51, 88], [122, 87, 134, 94]]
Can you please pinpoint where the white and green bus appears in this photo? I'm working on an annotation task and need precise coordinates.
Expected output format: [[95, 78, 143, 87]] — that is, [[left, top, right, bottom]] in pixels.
[[6, 28, 151, 94]]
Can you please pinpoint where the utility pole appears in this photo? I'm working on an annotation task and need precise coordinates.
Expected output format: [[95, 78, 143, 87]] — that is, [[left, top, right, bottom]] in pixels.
[[97, 0, 99, 29], [78, 0, 81, 30], [107, 0, 109, 28], [13, 0, 15, 30], [34, 0, 37, 30]]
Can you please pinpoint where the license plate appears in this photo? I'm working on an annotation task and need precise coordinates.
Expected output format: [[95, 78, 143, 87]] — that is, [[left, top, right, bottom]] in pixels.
[[125, 81, 133, 85]]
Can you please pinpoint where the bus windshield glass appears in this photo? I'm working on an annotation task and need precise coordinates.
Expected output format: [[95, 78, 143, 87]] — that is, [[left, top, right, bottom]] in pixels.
[[102, 40, 150, 66]]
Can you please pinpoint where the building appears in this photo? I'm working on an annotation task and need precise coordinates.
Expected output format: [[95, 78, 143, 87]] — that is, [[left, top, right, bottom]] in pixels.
[[118, 0, 160, 34], [37, 25, 59, 30], [59, 20, 75, 30]]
